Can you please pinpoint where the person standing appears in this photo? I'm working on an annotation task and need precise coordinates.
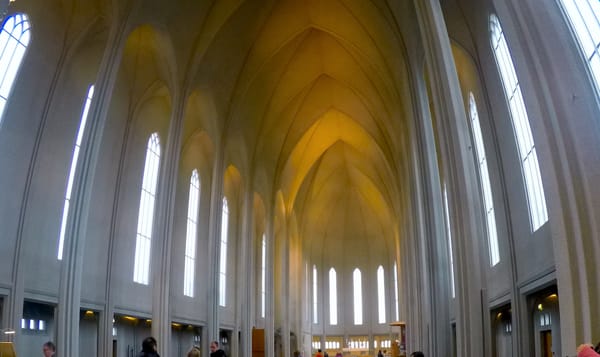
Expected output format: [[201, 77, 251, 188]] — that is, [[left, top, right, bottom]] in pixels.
[[138, 336, 160, 357], [210, 340, 227, 357], [187, 346, 201, 357], [42, 341, 55, 357]]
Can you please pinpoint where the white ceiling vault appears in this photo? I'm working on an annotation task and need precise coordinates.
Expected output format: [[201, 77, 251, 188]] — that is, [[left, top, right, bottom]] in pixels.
[[188, 0, 413, 260], [96, 0, 417, 262]]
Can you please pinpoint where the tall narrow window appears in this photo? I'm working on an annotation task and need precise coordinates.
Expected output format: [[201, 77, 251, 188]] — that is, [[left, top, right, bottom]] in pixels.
[[469, 93, 500, 265], [183, 169, 200, 297], [353, 268, 363, 325], [393, 261, 399, 321], [219, 197, 229, 306], [0, 13, 30, 125], [261, 233, 266, 318], [443, 185, 456, 298], [57, 85, 94, 260], [313, 265, 318, 324], [559, 0, 600, 92], [329, 268, 337, 325], [377, 266, 386, 323], [490, 14, 548, 232], [133, 133, 161, 285]]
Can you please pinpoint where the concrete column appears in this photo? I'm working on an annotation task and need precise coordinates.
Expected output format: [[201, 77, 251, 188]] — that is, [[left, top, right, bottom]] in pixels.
[[150, 85, 187, 356], [413, 1, 486, 356], [208, 149, 225, 347], [238, 185, 254, 357], [55, 12, 133, 357]]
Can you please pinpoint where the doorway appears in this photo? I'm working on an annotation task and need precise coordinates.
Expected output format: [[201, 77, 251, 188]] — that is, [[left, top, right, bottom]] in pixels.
[[491, 304, 512, 357]]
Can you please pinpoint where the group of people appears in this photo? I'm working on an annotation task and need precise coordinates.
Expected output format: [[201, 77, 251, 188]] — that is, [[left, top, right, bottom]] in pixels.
[[39, 338, 599, 357], [137, 336, 227, 357], [313, 348, 424, 357], [40, 337, 228, 357]]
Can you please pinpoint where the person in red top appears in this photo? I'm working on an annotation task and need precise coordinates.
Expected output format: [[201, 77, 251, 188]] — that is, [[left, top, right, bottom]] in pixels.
[[577, 343, 600, 357], [315, 349, 324, 357]]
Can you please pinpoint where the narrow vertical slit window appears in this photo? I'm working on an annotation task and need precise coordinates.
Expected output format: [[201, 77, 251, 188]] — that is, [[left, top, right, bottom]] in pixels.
[[183, 169, 200, 297], [559, 0, 600, 93], [57, 85, 94, 260], [353, 268, 363, 325], [490, 14, 548, 232], [133, 133, 161, 285], [0, 13, 30, 125], [313, 265, 318, 324], [219, 197, 229, 306], [469, 93, 500, 266], [261, 233, 266, 318], [393, 261, 399, 321], [329, 268, 337, 325], [377, 265, 386, 323], [443, 185, 456, 298]]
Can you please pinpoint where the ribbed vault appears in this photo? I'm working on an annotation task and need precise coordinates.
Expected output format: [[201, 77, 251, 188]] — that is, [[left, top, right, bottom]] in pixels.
[[189, 0, 411, 262]]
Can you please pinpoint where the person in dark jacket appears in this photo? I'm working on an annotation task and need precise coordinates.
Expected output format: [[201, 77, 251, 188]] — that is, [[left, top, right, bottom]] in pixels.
[[139, 336, 160, 357], [210, 340, 227, 357]]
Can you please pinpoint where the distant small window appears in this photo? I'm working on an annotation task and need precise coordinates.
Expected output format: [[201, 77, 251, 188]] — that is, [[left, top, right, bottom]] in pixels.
[[219, 197, 229, 306], [261, 233, 266, 318], [38, 320, 45, 331], [329, 268, 337, 325], [377, 266, 386, 323], [313, 265, 318, 324], [183, 169, 200, 297], [353, 268, 363, 325], [393, 261, 399, 321]]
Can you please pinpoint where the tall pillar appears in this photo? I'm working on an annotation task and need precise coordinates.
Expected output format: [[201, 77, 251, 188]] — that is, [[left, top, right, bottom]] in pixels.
[[413, 1, 486, 356], [55, 13, 132, 357], [150, 87, 186, 355], [239, 185, 255, 357], [208, 149, 225, 347], [266, 210, 275, 357]]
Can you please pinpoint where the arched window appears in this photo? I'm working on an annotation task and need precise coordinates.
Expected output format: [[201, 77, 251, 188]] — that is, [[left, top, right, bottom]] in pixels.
[[490, 14, 548, 232], [261, 233, 266, 318], [219, 197, 229, 306], [353, 268, 363, 325], [468, 93, 500, 266], [559, 0, 600, 93], [0, 13, 30, 125], [393, 261, 399, 321], [133, 133, 161, 285], [443, 185, 456, 298], [184, 169, 200, 297], [313, 265, 318, 324], [377, 265, 386, 323], [57, 85, 94, 260], [329, 268, 337, 325]]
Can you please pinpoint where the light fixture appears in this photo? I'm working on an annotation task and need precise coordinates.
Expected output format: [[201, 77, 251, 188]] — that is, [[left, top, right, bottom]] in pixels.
[[1, 329, 15, 335]]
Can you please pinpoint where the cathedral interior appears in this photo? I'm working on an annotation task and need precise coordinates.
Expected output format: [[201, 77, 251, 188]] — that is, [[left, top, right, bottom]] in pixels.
[[0, 0, 599, 356]]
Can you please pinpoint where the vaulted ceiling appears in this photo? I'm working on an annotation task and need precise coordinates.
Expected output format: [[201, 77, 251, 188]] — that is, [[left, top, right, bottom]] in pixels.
[[102, 0, 417, 262], [193, 0, 414, 258]]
